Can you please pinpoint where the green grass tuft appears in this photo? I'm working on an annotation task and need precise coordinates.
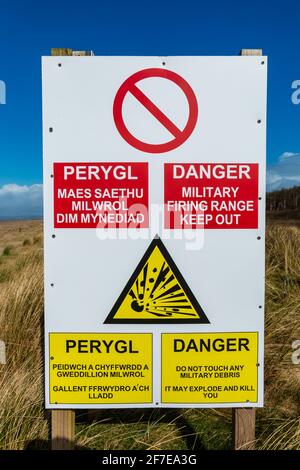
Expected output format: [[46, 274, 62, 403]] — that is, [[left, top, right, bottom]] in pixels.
[[2, 245, 13, 256]]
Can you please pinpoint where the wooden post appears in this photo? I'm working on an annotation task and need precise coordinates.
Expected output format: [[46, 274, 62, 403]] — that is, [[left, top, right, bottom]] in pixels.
[[50, 47, 92, 450], [232, 47, 262, 451], [51, 48, 94, 56], [51, 48, 73, 56], [240, 48, 263, 56], [52, 410, 75, 450], [232, 408, 256, 450]]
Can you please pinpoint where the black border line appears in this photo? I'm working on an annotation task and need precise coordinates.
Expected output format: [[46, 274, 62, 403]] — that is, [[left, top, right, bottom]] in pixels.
[[48, 332, 153, 406], [160, 331, 259, 405], [104, 236, 210, 324]]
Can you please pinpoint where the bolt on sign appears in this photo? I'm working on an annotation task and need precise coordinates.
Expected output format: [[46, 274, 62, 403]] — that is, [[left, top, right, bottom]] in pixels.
[[42, 56, 267, 409]]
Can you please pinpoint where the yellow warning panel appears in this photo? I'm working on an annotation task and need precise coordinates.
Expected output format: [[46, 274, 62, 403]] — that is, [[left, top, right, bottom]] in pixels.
[[49, 333, 152, 405], [105, 237, 209, 324], [161, 332, 258, 404]]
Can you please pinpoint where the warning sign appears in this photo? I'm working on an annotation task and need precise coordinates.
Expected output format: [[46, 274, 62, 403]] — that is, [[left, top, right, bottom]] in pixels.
[[113, 68, 198, 153], [164, 163, 259, 229], [43, 56, 267, 409], [161, 332, 258, 404], [105, 237, 209, 323], [49, 333, 152, 404], [54, 162, 148, 228]]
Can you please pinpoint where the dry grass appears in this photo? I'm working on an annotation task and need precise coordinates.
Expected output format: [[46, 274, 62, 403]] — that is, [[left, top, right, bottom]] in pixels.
[[0, 220, 299, 450], [0, 220, 42, 254]]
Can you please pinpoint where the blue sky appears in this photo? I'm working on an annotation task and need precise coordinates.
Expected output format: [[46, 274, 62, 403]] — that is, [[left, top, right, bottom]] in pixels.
[[0, 0, 300, 216]]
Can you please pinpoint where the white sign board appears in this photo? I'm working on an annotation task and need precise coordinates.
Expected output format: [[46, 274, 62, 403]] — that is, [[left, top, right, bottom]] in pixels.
[[42, 56, 267, 409]]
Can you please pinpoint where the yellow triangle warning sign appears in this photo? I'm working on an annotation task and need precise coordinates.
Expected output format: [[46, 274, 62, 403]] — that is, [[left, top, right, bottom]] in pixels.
[[105, 237, 209, 324]]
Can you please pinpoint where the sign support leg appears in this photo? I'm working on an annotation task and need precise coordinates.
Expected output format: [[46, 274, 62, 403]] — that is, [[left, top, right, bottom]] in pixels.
[[232, 408, 256, 450], [49, 47, 90, 452], [231, 48, 262, 452], [51, 410, 75, 450]]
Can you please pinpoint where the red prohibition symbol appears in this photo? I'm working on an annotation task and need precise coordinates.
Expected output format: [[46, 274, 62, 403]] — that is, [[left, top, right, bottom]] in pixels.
[[113, 68, 198, 153]]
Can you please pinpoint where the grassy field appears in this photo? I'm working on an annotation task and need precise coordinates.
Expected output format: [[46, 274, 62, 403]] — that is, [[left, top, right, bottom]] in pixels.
[[0, 219, 299, 450]]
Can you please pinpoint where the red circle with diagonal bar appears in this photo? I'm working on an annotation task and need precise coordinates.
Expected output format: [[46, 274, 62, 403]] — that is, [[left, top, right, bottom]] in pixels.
[[113, 68, 198, 153]]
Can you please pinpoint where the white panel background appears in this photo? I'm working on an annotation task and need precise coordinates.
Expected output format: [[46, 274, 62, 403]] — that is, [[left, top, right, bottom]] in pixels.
[[42, 56, 267, 409]]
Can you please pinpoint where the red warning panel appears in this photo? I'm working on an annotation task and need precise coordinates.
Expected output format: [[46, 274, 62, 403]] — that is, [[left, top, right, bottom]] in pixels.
[[54, 162, 148, 228], [164, 163, 259, 229]]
